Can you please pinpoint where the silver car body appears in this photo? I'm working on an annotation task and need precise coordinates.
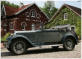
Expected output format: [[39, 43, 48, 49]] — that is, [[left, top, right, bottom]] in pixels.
[[7, 29, 78, 48]]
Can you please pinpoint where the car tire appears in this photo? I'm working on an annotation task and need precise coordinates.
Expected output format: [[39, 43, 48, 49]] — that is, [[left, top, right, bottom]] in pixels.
[[63, 38, 75, 51], [7, 47, 12, 52], [10, 40, 27, 55]]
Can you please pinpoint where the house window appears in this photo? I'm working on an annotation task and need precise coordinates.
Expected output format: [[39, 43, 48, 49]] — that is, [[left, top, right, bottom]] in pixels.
[[30, 10, 36, 17], [3, 24, 7, 31], [64, 13, 68, 20], [32, 24, 35, 30], [21, 22, 27, 30], [10, 22, 14, 30]]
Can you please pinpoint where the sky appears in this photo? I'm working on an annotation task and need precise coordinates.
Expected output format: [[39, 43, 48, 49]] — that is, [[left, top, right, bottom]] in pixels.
[[5, 0, 81, 9]]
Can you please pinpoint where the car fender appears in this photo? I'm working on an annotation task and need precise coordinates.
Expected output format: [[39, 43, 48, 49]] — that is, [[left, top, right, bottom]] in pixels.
[[7, 35, 34, 47], [61, 33, 78, 44]]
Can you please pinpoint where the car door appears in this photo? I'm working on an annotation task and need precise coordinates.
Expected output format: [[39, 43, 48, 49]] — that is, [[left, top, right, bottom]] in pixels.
[[36, 30, 62, 45]]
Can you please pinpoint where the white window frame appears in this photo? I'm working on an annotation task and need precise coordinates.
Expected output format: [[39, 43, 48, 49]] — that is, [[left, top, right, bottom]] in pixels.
[[30, 9, 36, 17], [3, 23, 7, 31], [10, 22, 14, 30], [21, 22, 27, 30], [64, 13, 68, 20], [32, 24, 35, 30]]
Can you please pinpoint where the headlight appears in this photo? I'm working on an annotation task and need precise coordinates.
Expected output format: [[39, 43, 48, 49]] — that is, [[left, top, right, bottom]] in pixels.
[[11, 33, 14, 36]]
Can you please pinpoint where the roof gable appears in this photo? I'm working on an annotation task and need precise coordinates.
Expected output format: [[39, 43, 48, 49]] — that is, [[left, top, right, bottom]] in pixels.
[[65, 4, 81, 16], [17, 4, 31, 11], [15, 4, 32, 15], [15, 3, 49, 19], [50, 4, 81, 22], [4, 4, 30, 16]]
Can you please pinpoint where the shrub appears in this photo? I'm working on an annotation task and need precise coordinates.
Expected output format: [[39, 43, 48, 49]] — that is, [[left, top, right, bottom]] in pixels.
[[1, 32, 11, 41]]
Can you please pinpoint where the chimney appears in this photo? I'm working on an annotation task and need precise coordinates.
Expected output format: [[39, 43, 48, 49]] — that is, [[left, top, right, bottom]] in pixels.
[[19, 2, 24, 8]]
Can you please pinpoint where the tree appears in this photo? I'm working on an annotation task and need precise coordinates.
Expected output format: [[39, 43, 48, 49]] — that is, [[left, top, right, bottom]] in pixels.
[[41, 1, 57, 19]]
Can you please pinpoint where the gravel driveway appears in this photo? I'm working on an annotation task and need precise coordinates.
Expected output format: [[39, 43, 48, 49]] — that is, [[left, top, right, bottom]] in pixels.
[[1, 42, 81, 58]]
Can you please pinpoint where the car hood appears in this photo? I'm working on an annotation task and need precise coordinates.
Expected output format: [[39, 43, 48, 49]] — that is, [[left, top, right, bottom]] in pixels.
[[14, 30, 41, 34]]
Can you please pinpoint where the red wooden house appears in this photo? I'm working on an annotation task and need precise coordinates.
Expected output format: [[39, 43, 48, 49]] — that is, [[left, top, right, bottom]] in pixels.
[[1, 3, 49, 36]]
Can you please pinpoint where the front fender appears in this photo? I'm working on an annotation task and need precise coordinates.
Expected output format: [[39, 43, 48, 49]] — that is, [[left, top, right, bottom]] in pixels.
[[7, 35, 34, 47]]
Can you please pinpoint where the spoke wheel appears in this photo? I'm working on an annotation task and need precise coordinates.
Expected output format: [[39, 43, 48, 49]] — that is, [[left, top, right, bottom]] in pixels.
[[11, 40, 27, 55], [63, 38, 75, 51]]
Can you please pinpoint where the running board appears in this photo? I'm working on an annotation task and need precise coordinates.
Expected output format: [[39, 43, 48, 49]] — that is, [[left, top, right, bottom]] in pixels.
[[34, 44, 63, 47]]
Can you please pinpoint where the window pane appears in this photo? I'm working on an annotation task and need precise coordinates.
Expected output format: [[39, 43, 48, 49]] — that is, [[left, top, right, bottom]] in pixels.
[[64, 13, 68, 20], [31, 10, 35, 17], [21, 22, 26, 30]]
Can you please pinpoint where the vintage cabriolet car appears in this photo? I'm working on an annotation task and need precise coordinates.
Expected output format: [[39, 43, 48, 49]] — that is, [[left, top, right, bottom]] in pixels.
[[5, 26, 78, 55]]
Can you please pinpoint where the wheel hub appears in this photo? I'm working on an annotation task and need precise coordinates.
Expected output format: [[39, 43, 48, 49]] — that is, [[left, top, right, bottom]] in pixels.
[[66, 40, 73, 48], [13, 41, 25, 54], [16, 44, 23, 49]]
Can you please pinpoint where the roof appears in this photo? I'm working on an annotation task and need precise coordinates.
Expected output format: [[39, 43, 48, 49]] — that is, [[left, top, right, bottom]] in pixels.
[[3, 3, 49, 20], [4, 5, 18, 16], [4, 4, 31, 16], [17, 4, 31, 11], [15, 4, 33, 15], [50, 4, 81, 22], [66, 4, 81, 16]]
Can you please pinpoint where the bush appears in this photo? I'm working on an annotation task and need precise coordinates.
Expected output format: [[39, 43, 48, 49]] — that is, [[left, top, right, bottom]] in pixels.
[[1, 32, 11, 41]]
